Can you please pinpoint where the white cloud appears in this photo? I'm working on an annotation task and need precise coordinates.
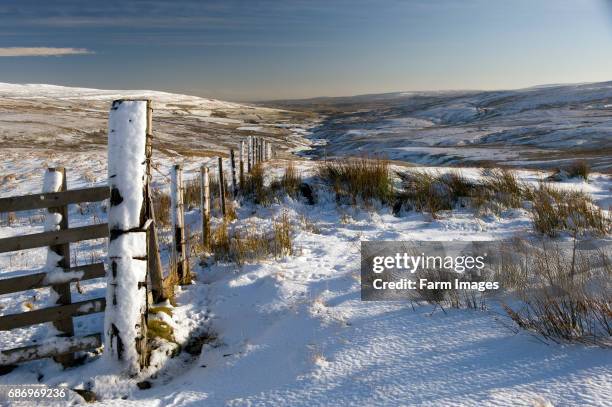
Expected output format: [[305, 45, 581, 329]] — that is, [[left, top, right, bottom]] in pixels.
[[0, 47, 93, 57]]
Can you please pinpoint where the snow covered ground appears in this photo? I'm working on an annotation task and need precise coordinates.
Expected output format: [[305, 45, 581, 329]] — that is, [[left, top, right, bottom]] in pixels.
[[270, 81, 612, 172], [1, 158, 611, 406], [0, 83, 610, 406]]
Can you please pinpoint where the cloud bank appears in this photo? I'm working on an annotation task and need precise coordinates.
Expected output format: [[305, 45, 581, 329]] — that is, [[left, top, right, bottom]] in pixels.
[[0, 47, 93, 57]]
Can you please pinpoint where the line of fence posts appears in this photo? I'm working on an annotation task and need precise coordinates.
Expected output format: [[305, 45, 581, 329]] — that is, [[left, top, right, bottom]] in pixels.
[[169, 136, 277, 282]]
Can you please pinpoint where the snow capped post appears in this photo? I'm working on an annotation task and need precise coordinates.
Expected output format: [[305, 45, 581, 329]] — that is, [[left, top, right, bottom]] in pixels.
[[253, 137, 258, 166], [264, 139, 268, 161], [200, 165, 210, 248], [230, 149, 238, 198], [218, 157, 227, 217], [106, 99, 151, 373], [171, 164, 190, 285], [247, 136, 252, 173], [43, 167, 75, 366], [239, 140, 245, 189], [261, 140, 266, 161], [257, 137, 264, 162]]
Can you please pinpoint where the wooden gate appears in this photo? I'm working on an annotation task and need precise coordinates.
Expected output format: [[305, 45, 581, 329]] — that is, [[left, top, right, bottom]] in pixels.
[[0, 180, 109, 368]]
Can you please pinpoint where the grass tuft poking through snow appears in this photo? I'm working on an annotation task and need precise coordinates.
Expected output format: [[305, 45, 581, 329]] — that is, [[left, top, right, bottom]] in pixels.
[[209, 211, 294, 265], [270, 161, 302, 198], [501, 238, 611, 345], [397, 168, 529, 218], [241, 162, 304, 206], [531, 184, 610, 237], [318, 157, 393, 206], [549, 160, 591, 182], [241, 164, 270, 205]]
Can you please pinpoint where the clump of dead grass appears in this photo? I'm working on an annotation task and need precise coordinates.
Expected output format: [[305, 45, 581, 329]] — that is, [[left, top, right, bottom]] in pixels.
[[500, 238, 611, 346], [318, 157, 393, 206], [549, 160, 591, 182], [152, 188, 171, 227], [242, 162, 305, 206], [531, 184, 610, 237], [270, 161, 301, 198], [397, 170, 474, 217], [209, 211, 294, 265]]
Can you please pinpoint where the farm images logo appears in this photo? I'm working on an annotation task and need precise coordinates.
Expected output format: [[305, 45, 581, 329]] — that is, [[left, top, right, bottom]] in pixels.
[[361, 241, 502, 300]]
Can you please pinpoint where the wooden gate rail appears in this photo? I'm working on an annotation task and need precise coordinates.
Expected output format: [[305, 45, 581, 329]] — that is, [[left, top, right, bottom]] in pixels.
[[0, 334, 102, 366], [0, 298, 106, 330], [0, 224, 108, 253], [0, 186, 109, 213], [0, 263, 105, 295]]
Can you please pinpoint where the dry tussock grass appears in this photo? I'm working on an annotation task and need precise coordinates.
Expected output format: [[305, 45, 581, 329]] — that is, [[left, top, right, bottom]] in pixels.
[[209, 211, 294, 265], [397, 168, 609, 237], [499, 238, 611, 345], [242, 162, 304, 206], [531, 184, 610, 237], [318, 157, 393, 205], [549, 160, 591, 182]]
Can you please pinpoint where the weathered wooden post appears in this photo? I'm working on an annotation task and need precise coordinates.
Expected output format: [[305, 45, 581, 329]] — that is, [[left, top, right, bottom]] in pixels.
[[247, 136, 252, 173], [254, 136, 258, 166], [43, 167, 74, 366], [251, 136, 257, 167], [239, 140, 245, 188], [259, 137, 264, 162], [267, 141, 273, 161], [106, 99, 150, 373], [230, 149, 238, 197], [218, 157, 227, 217], [143, 101, 165, 304], [171, 164, 190, 285], [200, 166, 210, 248]]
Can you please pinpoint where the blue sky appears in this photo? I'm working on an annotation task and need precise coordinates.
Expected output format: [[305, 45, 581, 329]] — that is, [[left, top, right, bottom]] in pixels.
[[1, 0, 612, 101]]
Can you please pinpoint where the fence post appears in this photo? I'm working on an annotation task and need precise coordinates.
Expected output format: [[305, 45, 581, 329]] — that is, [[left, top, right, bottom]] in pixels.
[[254, 136, 258, 166], [230, 149, 238, 197], [262, 140, 267, 161], [253, 138, 257, 166], [239, 140, 245, 188], [218, 157, 227, 217], [200, 166, 210, 248], [258, 137, 264, 162], [43, 167, 75, 367], [257, 137, 263, 163], [106, 99, 150, 373], [143, 101, 165, 304], [171, 164, 190, 285], [267, 141, 272, 161], [247, 137, 252, 173]]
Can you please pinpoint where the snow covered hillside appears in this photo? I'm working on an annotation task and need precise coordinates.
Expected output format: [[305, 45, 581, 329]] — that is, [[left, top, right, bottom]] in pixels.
[[0, 82, 313, 160], [267, 81, 612, 172]]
